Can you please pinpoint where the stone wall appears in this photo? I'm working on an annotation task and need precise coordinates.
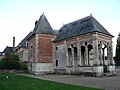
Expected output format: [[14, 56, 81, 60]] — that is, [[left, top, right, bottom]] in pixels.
[[54, 44, 67, 69], [28, 62, 54, 74], [19, 49, 28, 62]]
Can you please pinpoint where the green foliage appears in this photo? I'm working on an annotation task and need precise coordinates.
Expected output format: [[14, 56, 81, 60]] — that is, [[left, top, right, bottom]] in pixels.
[[0, 73, 101, 90], [0, 60, 6, 69], [0, 55, 20, 70], [115, 33, 120, 65]]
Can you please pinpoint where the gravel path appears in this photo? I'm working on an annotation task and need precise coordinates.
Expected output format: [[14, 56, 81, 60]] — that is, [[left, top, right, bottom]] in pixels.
[[17, 72, 120, 90]]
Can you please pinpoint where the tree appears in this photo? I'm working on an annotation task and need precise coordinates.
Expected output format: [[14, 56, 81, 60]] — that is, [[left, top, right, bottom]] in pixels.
[[115, 32, 120, 65], [0, 55, 21, 70]]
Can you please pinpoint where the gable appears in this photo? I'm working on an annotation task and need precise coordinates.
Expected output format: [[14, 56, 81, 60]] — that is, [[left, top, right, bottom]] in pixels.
[[19, 32, 33, 48]]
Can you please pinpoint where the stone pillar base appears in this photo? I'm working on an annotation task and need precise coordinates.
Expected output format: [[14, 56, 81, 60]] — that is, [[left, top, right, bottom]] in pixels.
[[107, 65, 116, 75], [93, 66, 104, 77], [66, 67, 78, 74]]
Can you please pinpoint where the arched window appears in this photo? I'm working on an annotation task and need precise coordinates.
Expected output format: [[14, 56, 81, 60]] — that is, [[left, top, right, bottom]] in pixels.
[[88, 44, 93, 66], [81, 46, 85, 66]]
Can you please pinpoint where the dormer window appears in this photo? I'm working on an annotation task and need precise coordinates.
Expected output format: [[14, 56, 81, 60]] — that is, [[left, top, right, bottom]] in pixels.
[[26, 42, 28, 47]]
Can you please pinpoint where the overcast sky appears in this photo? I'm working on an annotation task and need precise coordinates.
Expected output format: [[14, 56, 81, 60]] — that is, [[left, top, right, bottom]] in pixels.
[[0, 0, 120, 56]]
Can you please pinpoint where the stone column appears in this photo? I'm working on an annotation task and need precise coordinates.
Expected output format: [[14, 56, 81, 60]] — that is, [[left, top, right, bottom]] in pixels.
[[79, 46, 82, 66], [93, 33, 99, 66], [109, 42, 114, 65], [85, 45, 88, 65], [72, 47, 75, 67], [107, 41, 115, 75], [77, 42, 80, 66], [107, 45, 110, 65], [99, 45, 102, 65], [93, 33, 103, 76]]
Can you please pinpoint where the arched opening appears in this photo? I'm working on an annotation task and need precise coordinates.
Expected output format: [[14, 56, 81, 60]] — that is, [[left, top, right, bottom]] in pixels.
[[104, 45, 107, 64], [68, 48, 72, 66], [88, 44, 93, 66], [102, 44, 107, 65], [81, 46, 85, 66], [102, 44, 108, 73], [74, 47, 78, 66]]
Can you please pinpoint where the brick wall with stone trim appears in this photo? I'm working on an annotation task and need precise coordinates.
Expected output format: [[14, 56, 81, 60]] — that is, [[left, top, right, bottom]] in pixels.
[[37, 34, 55, 63]]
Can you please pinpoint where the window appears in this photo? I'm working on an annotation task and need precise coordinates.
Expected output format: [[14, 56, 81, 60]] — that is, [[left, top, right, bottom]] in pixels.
[[71, 44, 73, 48], [55, 47, 58, 51], [85, 41, 87, 46], [56, 60, 58, 66]]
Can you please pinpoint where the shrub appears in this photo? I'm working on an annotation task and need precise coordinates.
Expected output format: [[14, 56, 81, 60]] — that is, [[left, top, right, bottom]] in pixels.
[[0, 55, 21, 70], [21, 62, 28, 71]]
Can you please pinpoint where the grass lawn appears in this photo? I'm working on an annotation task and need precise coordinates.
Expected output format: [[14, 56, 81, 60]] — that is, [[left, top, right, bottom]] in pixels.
[[0, 73, 101, 90]]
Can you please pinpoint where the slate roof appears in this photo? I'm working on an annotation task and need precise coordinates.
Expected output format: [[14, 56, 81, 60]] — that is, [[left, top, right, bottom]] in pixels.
[[54, 30, 59, 35], [54, 15, 113, 41], [18, 32, 33, 48], [27, 14, 57, 40], [2, 46, 13, 55], [33, 14, 56, 35], [0, 52, 3, 56]]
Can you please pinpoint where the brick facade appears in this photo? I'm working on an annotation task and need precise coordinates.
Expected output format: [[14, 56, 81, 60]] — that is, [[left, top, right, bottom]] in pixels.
[[37, 34, 55, 63]]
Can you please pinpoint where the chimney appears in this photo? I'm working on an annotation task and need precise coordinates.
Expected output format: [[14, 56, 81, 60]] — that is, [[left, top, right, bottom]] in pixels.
[[13, 37, 15, 52], [35, 20, 38, 26]]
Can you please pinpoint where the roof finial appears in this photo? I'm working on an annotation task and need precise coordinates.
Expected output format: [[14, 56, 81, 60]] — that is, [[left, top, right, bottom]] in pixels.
[[90, 13, 92, 16], [43, 11, 44, 15]]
